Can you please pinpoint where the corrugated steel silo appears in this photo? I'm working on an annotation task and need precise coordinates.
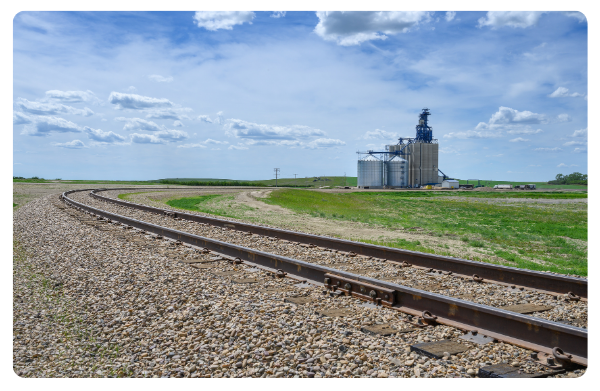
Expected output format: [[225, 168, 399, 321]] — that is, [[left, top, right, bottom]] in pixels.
[[386, 155, 407, 187], [357, 155, 383, 188]]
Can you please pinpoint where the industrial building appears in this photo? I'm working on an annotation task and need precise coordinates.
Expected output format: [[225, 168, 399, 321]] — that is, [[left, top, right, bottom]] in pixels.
[[357, 108, 448, 189]]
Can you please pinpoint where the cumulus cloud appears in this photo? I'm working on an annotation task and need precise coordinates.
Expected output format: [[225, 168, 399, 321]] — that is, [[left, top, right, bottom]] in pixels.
[[573, 148, 587, 154], [13, 111, 33, 125], [45, 90, 97, 103], [145, 108, 191, 121], [572, 128, 587, 137], [360, 129, 399, 140], [115, 117, 165, 132], [445, 11, 456, 22], [198, 115, 213, 123], [564, 12, 586, 22], [534, 147, 562, 152], [173, 120, 184, 127], [83, 127, 126, 143], [177, 138, 228, 148], [304, 138, 346, 149], [51, 139, 86, 149], [477, 11, 545, 29], [563, 141, 586, 146], [557, 114, 571, 123], [148, 74, 173, 83], [509, 137, 529, 142], [225, 119, 326, 141], [557, 163, 568, 168], [108, 92, 173, 110], [193, 11, 255, 31], [549, 87, 584, 98], [271, 11, 286, 18], [15, 98, 94, 116], [126, 86, 137, 92], [21, 116, 82, 136], [488, 106, 546, 125], [131, 129, 188, 144], [314, 11, 431, 46]]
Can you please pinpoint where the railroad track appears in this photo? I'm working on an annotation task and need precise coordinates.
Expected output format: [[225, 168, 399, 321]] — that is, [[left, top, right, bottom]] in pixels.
[[90, 188, 587, 298], [61, 189, 587, 369]]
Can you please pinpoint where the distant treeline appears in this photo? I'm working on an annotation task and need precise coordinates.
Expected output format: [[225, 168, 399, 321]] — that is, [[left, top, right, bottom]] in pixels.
[[159, 179, 266, 187], [548, 172, 587, 185]]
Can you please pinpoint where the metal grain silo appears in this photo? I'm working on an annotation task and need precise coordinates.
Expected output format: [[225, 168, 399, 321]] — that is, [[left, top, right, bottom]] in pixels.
[[357, 155, 383, 188], [386, 155, 407, 188]]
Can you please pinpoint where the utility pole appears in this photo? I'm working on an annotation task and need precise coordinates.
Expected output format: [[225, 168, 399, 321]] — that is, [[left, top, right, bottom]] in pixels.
[[274, 168, 280, 187], [294, 174, 297, 188]]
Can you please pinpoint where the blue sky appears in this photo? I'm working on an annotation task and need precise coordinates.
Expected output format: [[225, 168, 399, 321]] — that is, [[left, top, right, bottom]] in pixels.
[[12, 11, 588, 181]]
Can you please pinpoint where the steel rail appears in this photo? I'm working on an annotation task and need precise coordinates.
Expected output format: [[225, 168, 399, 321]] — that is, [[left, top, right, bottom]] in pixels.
[[62, 189, 587, 366], [89, 188, 587, 298]]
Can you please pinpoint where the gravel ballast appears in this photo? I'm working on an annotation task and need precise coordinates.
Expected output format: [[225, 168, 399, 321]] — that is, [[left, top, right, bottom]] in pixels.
[[12, 193, 585, 378]]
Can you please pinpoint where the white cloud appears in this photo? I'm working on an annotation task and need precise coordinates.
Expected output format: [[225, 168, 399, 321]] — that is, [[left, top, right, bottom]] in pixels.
[[193, 11, 255, 31], [154, 129, 188, 142], [534, 147, 562, 152], [115, 117, 165, 132], [198, 115, 213, 123], [563, 141, 586, 146], [549, 87, 584, 98], [125, 86, 137, 92], [509, 137, 529, 142], [485, 154, 504, 157], [304, 138, 346, 149], [314, 11, 431, 46], [443, 130, 501, 139], [131, 133, 165, 144], [572, 128, 587, 137], [360, 129, 398, 140], [477, 12, 545, 29], [51, 139, 86, 149], [225, 119, 326, 141], [145, 108, 191, 121], [564, 12, 586, 22], [488, 106, 546, 125], [130, 129, 188, 144], [573, 148, 587, 154], [557, 114, 572, 123], [557, 163, 568, 168], [204, 138, 228, 145], [271, 12, 286, 19], [506, 128, 543, 135], [228, 144, 249, 150], [21, 116, 82, 136], [108, 92, 173, 110], [148, 74, 173, 83], [83, 127, 126, 143], [173, 120, 184, 127], [445, 12, 456, 22], [13, 111, 33, 125], [177, 143, 207, 149], [15, 98, 94, 116], [45, 90, 97, 103]]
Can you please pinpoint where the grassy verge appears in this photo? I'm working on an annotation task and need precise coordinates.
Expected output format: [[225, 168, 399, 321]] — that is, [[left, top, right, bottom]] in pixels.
[[162, 194, 255, 219], [263, 189, 587, 276]]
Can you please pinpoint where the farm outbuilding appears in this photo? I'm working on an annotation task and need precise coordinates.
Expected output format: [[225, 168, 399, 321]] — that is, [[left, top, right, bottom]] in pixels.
[[442, 179, 459, 189]]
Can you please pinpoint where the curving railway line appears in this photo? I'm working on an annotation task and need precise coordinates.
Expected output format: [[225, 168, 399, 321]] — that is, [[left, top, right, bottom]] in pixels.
[[60, 188, 588, 370]]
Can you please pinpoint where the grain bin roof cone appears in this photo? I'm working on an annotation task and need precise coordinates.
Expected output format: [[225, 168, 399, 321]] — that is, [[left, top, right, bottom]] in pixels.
[[358, 154, 384, 188]]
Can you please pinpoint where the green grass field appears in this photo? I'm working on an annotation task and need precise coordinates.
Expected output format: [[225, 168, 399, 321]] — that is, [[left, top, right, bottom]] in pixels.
[[263, 189, 587, 276], [457, 179, 587, 190]]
